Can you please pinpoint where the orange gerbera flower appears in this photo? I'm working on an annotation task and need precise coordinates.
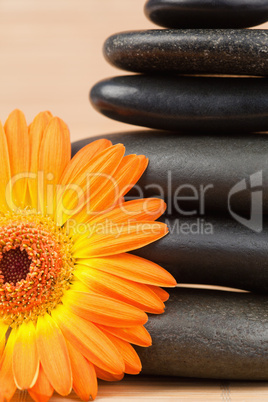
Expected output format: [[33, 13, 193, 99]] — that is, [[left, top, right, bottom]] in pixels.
[[0, 110, 176, 401]]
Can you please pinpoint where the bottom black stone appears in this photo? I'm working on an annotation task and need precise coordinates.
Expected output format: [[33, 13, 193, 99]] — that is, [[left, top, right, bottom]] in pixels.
[[136, 288, 268, 380]]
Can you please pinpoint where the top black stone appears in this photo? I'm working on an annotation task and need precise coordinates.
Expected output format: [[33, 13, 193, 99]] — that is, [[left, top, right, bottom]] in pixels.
[[145, 0, 268, 29]]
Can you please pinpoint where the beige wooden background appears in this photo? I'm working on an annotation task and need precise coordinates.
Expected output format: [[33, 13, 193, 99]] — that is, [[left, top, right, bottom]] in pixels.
[[0, 0, 267, 400]]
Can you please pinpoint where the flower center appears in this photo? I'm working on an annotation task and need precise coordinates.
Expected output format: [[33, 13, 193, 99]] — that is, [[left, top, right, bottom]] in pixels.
[[0, 248, 31, 284], [0, 211, 74, 327]]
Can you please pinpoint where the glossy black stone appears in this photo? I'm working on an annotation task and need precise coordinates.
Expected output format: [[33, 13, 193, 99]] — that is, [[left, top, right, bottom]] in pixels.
[[90, 76, 268, 133], [133, 215, 268, 293], [72, 131, 268, 216], [103, 30, 268, 76], [144, 0, 268, 29], [136, 288, 268, 379]]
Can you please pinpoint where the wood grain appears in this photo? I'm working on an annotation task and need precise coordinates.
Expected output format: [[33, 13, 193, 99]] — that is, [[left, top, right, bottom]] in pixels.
[[1, 1, 267, 401]]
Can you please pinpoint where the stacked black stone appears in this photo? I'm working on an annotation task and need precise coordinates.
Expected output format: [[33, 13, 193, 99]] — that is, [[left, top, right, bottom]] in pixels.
[[90, 0, 268, 133], [85, 1, 268, 379]]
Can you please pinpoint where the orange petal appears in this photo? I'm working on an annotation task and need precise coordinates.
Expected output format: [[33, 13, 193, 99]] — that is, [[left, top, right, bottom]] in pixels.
[[67, 341, 98, 401], [28, 111, 53, 211], [56, 144, 125, 225], [102, 332, 142, 375], [35, 314, 72, 396], [74, 266, 165, 314], [97, 325, 152, 347], [13, 321, 39, 390], [0, 120, 11, 213], [72, 221, 168, 258], [4, 110, 29, 209], [60, 139, 112, 185], [52, 305, 125, 375], [94, 366, 124, 382], [0, 329, 17, 402], [62, 290, 148, 327], [78, 198, 166, 230], [77, 253, 176, 287], [28, 364, 54, 402], [147, 285, 170, 302], [74, 154, 148, 222], [38, 117, 71, 216]]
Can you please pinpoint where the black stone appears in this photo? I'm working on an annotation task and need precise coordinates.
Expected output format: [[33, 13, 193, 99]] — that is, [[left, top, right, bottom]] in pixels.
[[72, 131, 268, 217], [90, 76, 268, 133], [103, 30, 268, 76], [133, 215, 268, 294], [136, 288, 268, 380], [144, 0, 268, 29]]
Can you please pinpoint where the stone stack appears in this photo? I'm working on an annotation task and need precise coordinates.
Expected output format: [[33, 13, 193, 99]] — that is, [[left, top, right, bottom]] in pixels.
[[76, 0, 268, 379]]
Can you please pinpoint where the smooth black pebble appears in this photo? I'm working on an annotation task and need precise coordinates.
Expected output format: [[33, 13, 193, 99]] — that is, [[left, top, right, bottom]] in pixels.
[[136, 288, 268, 380], [144, 0, 268, 29], [90, 76, 268, 133], [133, 214, 268, 294], [72, 131, 268, 216], [103, 29, 268, 76]]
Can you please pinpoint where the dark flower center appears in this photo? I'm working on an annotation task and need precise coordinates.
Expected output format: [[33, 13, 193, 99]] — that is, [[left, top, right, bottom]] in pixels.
[[0, 248, 31, 284]]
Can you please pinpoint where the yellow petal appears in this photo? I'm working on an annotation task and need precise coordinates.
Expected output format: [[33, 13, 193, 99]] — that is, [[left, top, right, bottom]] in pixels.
[[13, 320, 39, 389], [28, 364, 54, 402], [67, 341, 98, 401], [28, 111, 53, 211], [0, 329, 17, 402], [78, 253, 177, 287], [62, 290, 148, 327], [0, 120, 11, 213], [38, 117, 71, 216], [74, 266, 165, 314], [4, 109, 29, 209], [52, 305, 125, 375], [36, 314, 72, 396], [0, 321, 8, 360], [72, 221, 168, 258]]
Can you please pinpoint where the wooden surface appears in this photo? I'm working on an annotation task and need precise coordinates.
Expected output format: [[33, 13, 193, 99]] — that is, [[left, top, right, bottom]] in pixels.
[[0, 0, 267, 401]]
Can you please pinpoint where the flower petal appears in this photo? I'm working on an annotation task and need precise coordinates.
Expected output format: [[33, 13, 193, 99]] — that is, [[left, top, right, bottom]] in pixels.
[[0, 120, 11, 213], [56, 144, 125, 225], [28, 364, 54, 402], [60, 139, 112, 185], [94, 366, 124, 382], [102, 332, 142, 375], [38, 117, 71, 216], [77, 253, 176, 287], [67, 341, 98, 401], [0, 329, 17, 402], [0, 321, 8, 359], [72, 221, 168, 258], [147, 285, 170, 302], [52, 305, 125, 375], [28, 111, 53, 211], [97, 325, 152, 347], [62, 290, 148, 327], [74, 266, 165, 314], [74, 154, 148, 223], [4, 110, 29, 209], [36, 314, 72, 396], [13, 320, 39, 390]]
